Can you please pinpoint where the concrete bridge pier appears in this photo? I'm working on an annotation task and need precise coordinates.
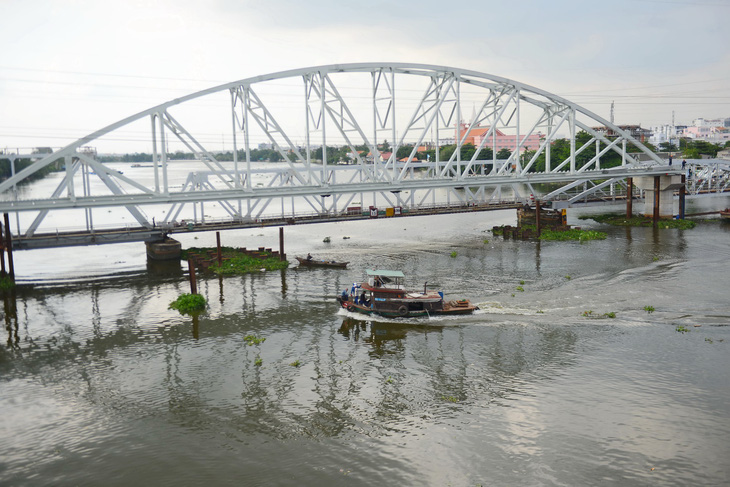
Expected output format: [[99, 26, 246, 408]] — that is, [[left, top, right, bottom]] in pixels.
[[634, 174, 685, 219]]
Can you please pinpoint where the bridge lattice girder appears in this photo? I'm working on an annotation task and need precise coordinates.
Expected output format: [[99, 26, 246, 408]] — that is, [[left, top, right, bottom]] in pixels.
[[1, 63, 687, 240]]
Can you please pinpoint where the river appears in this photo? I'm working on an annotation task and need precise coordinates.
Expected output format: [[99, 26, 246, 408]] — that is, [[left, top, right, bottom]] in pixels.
[[1, 169, 729, 486]]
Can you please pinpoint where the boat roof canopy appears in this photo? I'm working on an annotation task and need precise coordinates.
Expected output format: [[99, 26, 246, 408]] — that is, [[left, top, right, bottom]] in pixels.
[[366, 269, 405, 278]]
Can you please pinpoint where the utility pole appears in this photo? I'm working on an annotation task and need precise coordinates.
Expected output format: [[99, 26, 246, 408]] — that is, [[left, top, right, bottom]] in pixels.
[[610, 101, 615, 125]]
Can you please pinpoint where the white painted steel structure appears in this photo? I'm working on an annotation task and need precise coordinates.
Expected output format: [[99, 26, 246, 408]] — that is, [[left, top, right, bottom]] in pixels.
[[0, 63, 693, 246]]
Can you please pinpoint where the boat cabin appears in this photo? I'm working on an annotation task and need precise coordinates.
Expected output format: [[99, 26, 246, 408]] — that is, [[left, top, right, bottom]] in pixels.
[[366, 269, 405, 290]]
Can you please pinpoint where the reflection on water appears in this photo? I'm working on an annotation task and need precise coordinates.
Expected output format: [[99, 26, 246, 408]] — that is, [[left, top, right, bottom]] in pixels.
[[2, 211, 730, 486]]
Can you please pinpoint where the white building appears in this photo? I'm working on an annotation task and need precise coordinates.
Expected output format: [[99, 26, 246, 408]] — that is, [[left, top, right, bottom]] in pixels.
[[649, 124, 684, 146], [692, 117, 730, 128]]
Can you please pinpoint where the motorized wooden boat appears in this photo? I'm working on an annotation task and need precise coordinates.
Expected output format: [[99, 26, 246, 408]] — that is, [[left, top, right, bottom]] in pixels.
[[337, 269, 478, 318], [720, 208, 730, 220], [296, 256, 348, 268]]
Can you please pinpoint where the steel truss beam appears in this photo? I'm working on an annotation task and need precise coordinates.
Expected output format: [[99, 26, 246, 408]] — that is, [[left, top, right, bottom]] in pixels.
[[1, 63, 683, 242]]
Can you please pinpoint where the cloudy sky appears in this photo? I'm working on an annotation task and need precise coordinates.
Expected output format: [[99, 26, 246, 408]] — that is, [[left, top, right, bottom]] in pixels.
[[2, 0, 729, 153]]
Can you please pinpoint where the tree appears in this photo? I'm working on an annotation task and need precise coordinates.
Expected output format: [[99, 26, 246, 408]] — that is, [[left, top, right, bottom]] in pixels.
[[496, 148, 511, 159], [439, 145, 456, 161], [396, 145, 414, 160], [658, 142, 678, 152]]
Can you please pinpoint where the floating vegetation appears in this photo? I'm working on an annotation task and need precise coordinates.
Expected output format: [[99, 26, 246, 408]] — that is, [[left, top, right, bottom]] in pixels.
[[483, 239, 489, 244], [169, 293, 206, 315], [539, 228, 607, 242], [213, 254, 287, 275], [244, 334, 266, 346], [536, 310, 544, 314], [582, 310, 617, 319], [519, 280, 525, 285], [580, 213, 696, 230], [644, 305, 655, 313], [705, 338, 713, 344], [183, 246, 289, 275], [441, 395, 460, 403], [450, 251, 458, 258], [289, 360, 301, 367], [565, 275, 572, 280], [516, 285, 524, 292], [323, 236, 331, 243], [676, 325, 690, 333], [254, 356, 263, 366]]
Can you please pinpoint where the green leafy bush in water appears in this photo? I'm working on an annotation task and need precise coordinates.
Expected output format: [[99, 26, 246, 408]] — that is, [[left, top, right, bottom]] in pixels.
[[450, 251, 458, 258], [580, 213, 696, 230], [539, 229, 607, 242], [169, 293, 206, 314]]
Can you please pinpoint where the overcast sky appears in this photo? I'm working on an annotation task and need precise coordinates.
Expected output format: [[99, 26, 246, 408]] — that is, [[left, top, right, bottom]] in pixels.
[[2, 0, 729, 153]]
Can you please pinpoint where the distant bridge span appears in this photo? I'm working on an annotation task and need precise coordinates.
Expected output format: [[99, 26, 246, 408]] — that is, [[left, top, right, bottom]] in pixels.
[[1, 63, 697, 250]]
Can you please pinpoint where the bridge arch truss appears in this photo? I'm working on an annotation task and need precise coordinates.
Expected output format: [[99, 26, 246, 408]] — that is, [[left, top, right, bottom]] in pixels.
[[1, 63, 670, 243]]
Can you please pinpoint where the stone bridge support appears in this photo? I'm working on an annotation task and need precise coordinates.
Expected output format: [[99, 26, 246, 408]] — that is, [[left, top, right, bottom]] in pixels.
[[634, 175, 684, 218]]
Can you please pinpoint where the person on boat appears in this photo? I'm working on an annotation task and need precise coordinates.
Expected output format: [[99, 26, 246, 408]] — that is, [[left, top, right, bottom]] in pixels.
[[341, 289, 348, 301], [306, 253, 313, 261]]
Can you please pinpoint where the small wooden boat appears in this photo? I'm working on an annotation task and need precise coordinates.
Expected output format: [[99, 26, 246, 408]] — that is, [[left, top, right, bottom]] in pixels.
[[337, 269, 478, 318], [296, 256, 348, 268], [720, 208, 730, 220]]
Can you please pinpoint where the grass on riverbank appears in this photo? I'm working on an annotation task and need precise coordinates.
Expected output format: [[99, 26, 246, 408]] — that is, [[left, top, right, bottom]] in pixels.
[[579, 213, 696, 230]]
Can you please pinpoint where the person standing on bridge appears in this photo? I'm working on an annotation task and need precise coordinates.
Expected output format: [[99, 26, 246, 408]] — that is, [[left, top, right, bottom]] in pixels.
[[682, 159, 686, 169], [668, 154, 672, 166]]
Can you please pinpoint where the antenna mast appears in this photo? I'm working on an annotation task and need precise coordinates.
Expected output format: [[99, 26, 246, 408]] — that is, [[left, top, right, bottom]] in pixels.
[[610, 101, 615, 124]]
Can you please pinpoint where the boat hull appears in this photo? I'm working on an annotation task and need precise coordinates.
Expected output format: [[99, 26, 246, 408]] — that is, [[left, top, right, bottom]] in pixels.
[[296, 257, 348, 268], [338, 296, 477, 318]]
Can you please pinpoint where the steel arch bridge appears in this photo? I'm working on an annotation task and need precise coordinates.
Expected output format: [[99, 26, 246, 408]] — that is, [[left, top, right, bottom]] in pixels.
[[0, 63, 684, 248]]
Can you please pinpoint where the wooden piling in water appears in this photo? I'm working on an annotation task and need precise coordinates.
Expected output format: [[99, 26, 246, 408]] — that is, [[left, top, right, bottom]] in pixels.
[[653, 176, 660, 228], [535, 200, 541, 237], [679, 174, 686, 219], [187, 259, 198, 294], [626, 178, 633, 218], [279, 227, 285, 261], [216, 231, 222, 266], [3, 213, 14, 281]]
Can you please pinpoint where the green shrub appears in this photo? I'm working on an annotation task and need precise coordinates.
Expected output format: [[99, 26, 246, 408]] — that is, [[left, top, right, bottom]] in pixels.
[[169, 293, 206, 315]]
